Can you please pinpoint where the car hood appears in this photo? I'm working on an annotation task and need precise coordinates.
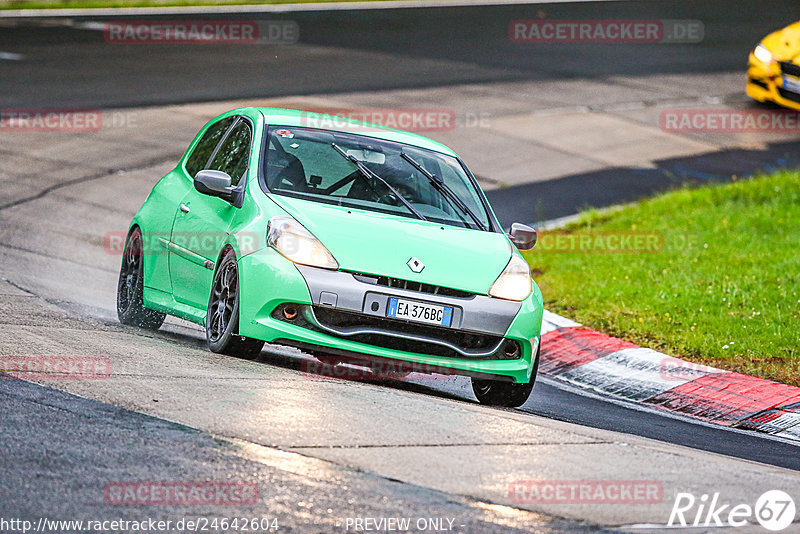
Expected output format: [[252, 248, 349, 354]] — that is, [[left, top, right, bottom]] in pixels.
[[269, 195, 513, 294], [762, 21, 800, 62]]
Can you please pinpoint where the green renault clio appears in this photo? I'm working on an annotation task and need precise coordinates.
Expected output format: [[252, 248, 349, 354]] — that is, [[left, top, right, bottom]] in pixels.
[[117, 108, 542, 407]]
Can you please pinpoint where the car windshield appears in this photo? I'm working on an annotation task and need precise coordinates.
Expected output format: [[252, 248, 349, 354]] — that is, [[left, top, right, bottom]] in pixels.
[[262, 126, 492, 230]]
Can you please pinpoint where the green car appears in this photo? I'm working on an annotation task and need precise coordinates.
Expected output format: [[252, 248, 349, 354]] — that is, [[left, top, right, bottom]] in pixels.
[[117, 108, 543, 407]]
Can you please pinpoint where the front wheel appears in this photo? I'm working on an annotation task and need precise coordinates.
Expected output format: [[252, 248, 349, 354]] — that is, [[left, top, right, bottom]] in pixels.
[[471, 341, 540, 408], [117, 227, 166, 330], [206, 249, 264, 359]]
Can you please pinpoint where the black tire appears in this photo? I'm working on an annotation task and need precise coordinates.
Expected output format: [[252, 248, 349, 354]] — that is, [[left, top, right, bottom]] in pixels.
[[117, 227, 166, 330], [206, 249, 264, 359], [471, 341, 540, 408]]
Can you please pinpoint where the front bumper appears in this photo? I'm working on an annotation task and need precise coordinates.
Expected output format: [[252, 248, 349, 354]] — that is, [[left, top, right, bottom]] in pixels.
[[747, 56, 800, 110], [237, 249, 542, 383]]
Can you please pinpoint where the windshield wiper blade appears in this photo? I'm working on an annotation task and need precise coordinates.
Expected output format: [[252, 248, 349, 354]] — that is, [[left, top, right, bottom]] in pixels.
[[331, 143, 427, 222], [400, 152, 486, 231]]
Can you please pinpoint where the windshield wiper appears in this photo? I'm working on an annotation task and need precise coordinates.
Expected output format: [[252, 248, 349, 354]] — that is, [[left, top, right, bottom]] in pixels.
[[331, 143, 427, 222], [400, 152, 486, 231]]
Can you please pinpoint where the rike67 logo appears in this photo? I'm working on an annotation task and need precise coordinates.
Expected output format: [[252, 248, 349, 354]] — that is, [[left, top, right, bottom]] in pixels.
[[669, 490, 795, 531]]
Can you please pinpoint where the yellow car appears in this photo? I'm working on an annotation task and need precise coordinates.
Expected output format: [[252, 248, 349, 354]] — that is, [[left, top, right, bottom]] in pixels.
[[747, 21, 800, 110]]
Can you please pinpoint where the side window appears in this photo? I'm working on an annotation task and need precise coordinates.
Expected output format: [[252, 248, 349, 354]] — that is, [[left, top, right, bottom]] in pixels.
[[209, 119, 252, 187], [185, 117, 235, 178]]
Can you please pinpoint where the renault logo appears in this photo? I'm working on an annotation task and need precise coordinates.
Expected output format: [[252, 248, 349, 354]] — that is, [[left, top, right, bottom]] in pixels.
[[407, 257, 425, 273]]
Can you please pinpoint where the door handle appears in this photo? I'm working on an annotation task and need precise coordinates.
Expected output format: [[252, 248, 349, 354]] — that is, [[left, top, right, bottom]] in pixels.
[[179, 204, 190, 213]]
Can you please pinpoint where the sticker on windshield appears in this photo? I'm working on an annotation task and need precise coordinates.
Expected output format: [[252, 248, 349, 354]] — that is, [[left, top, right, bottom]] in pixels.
[[276, 129, 294, 138]]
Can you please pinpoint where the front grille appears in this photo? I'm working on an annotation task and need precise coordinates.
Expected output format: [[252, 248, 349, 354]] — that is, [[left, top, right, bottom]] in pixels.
[[314, 306, 501, 350], [348, 271, 475, 299], [780, 61, 800, 77], [271, 304, 517, 360], [778, 87, 800, 102]]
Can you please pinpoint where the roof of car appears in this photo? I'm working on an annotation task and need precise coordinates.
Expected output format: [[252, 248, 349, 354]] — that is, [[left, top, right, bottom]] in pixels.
[[255, 107, 458, 157]]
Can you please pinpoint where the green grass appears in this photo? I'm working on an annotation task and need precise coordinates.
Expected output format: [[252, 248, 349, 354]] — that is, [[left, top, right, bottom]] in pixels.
[[0, 0, 405, 9], [524, 171, 800, 386]]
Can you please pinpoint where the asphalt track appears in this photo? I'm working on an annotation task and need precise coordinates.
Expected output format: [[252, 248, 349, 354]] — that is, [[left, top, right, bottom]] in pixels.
[[2, 1, 800, 531], [2, 0, 796, 108], [2, 0, 799, 224]]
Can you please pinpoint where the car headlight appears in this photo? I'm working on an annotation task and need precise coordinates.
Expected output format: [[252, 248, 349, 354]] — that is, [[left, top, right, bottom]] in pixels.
[[489, 255, 532, 302], [753, 43, 773, 64], [267, 216, 339, 270]]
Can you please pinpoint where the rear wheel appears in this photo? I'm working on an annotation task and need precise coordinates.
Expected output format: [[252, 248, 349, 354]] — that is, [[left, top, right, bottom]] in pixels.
[[471, 341, 540, 408], [206, 249, 264, 359], [117, 227, 166, 330]]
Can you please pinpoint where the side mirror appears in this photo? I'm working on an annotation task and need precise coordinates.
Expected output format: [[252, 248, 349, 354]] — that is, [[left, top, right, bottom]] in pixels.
[[194, 170, 233, 201], [509, 222, 537, 250]]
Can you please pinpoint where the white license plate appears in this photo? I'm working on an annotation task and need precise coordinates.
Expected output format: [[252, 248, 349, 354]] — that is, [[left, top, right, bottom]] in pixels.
[[783, 75, 800, 93], [386, 297, 453, 327]]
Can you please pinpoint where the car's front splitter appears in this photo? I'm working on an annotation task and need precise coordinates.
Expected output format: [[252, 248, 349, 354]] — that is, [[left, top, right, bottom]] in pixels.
[[251, 313, 538, 384], [237, 250, 541, 383]]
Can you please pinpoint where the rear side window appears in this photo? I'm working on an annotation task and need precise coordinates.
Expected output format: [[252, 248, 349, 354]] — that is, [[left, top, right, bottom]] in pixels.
[[209, 119, 252, 187], [185, 117, 235, 178]]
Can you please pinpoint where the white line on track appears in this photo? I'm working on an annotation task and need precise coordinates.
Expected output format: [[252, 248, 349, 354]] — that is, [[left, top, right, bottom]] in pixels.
[[0, 51, 24, 60], [0, 0, 620, 18]]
